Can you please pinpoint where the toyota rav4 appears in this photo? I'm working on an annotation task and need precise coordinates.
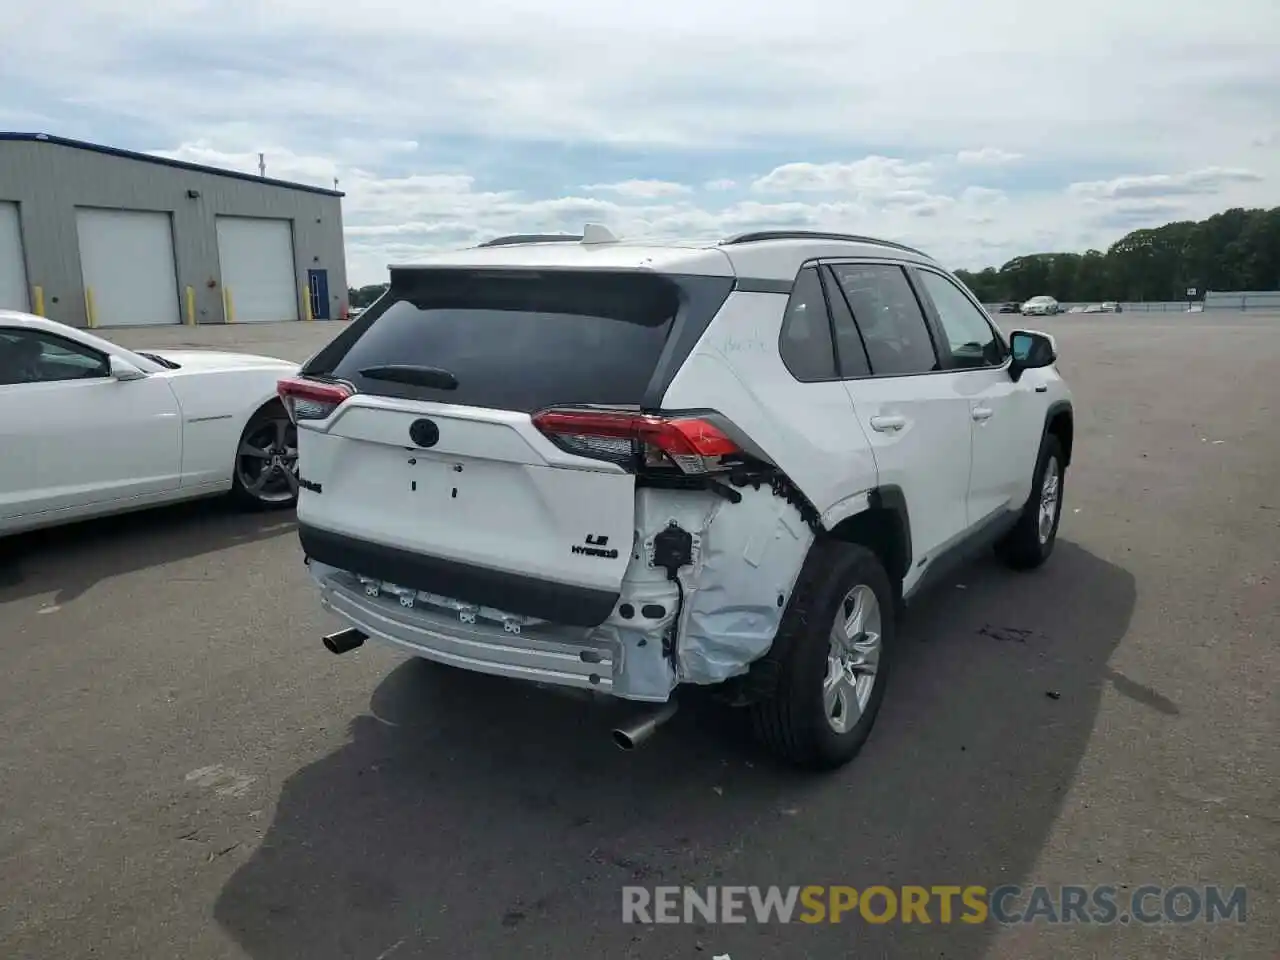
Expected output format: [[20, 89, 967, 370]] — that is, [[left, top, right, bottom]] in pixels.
[[280, 226, 1073, 771]]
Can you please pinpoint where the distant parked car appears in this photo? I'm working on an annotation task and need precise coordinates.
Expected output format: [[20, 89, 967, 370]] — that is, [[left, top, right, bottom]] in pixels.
[[998, 302, 1021, 314], [1069, 305, 1087, 314], [1021, 296, 1060, 316], [1082, 302, 1122, 314]]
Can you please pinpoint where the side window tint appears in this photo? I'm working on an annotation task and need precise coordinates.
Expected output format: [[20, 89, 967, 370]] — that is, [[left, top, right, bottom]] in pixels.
[[829, 264, 939, 376], [819, 267, 870, 377], [917, 270, 1007, 368], [0, 330, 110, 386], [778, 266, 836, 381]]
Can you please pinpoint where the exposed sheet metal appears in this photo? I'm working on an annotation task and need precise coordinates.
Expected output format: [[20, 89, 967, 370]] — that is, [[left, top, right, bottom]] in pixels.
[[674, 484, 814, 685]]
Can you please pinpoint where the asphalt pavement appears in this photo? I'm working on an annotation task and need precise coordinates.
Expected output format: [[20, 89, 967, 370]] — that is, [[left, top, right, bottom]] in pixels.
[[1, 312, 1277, 959]]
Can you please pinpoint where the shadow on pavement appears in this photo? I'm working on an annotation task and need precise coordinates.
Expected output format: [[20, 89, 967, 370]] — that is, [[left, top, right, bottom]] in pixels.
[[0, 498, 296, 604], [215, 540, 1136, 959]]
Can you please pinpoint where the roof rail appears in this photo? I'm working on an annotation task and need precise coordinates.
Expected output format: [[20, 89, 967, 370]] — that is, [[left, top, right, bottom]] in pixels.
[[719, 230, 928, 258], [477, 233, 583, 247]]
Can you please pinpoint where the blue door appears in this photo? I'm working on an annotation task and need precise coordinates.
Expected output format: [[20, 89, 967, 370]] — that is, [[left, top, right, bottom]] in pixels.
[[307, 269, 330, 319]]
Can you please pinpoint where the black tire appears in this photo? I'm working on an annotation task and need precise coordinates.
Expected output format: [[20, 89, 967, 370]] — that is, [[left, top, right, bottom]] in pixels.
[[230, 401, 299, 511], [750, 540, 895, 771], [994, 433, 1065, 570]]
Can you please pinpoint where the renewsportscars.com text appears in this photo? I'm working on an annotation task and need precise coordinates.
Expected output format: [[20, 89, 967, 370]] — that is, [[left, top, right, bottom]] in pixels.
[[621, 884, 1247, 925]]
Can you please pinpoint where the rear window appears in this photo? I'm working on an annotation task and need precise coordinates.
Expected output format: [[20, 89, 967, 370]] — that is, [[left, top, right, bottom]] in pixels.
[[324, 270, 684, 412]]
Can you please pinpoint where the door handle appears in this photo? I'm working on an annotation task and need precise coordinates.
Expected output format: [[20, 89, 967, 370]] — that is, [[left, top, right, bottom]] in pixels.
[[1034, 384, 1048, 393], [972, 406, 994, 422], [869, 414, 907, 433]]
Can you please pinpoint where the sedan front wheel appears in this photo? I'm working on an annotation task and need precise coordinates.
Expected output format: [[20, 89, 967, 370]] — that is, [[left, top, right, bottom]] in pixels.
[[231, 402, 299, 510]]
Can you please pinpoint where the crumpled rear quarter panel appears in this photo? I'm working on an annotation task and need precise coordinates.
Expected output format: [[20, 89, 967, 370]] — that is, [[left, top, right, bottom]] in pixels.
[[589, 484, 814, 698]]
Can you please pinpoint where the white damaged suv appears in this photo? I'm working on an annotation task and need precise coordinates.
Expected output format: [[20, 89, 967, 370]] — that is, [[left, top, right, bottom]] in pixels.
[[280, 226, 1073, 771]]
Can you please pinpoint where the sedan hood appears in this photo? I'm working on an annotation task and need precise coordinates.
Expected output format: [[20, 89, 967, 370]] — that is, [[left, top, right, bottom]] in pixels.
[[144, 349, 298, 372]]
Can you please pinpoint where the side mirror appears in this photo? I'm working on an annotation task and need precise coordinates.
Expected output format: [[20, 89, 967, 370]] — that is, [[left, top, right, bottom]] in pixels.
[[109, 356, 148, 381], [1008, 329, 1057, 381]]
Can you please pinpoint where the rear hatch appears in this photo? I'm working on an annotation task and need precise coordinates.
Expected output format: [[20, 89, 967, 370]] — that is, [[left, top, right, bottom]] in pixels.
[[283, 266, 732, 626]]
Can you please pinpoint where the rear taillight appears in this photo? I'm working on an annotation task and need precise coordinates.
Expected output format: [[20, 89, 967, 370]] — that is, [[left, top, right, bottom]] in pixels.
[[277, 377, 354, 423], [532, 409, 742, 475]]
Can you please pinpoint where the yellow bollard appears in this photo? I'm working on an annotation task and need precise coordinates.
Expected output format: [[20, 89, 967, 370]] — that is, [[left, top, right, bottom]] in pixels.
[[302, 284, 313, 321], [84, 287, 98, 328], [223, 286, 235, 323], [185, 286, 196, 325], [32, 285, 45, 316]]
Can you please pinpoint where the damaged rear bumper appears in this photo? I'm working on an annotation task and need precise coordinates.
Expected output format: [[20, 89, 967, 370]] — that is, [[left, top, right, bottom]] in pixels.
[[310, 562, 629, 695], [304, 483, 815, 702]]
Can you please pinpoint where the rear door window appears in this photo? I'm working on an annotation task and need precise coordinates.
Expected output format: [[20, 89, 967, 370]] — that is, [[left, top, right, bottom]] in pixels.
[[828, 263, 941, 376], [324, 270, 685, 412], [778, 266, 837, 381]]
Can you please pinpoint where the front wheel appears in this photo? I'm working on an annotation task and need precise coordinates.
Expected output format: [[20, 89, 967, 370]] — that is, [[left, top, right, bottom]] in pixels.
[[750, 541, 894, 771], [995, 434, 1064, 570], [230, 402, 299, 510]]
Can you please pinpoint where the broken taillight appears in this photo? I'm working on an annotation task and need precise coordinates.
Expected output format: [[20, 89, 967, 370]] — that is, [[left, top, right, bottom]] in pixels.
[[531, 409, 742, 475], [277, 377, 354, 423]]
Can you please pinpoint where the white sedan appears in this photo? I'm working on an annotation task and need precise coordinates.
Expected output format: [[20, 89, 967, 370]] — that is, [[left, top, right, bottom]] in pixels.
[[1, 309, 302, 537], [1021, 296, 1060, 316]]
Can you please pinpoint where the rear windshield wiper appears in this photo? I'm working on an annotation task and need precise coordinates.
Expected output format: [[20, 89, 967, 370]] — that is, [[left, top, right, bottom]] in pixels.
[[358, 364, 459, 390]]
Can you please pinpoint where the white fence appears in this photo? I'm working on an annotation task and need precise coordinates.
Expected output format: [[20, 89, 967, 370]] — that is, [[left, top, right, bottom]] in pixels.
[[984, 293, 1280, 314], [1203, 290, 1280, 311]]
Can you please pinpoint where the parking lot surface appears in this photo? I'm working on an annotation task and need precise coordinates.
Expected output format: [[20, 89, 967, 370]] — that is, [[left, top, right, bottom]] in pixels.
[[2, 313, 1277, 959]]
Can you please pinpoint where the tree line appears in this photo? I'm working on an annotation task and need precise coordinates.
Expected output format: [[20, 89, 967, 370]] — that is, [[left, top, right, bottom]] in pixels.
[[347, 283, 390, 308], [346, 205, 1280, 308], [954, 206, 1280, 304]]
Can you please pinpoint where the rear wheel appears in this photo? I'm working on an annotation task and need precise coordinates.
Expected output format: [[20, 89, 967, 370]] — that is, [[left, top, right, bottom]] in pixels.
[[231, 402, 299, 510], [750, 541, 894, 771], [994, 434, 1064, 570]]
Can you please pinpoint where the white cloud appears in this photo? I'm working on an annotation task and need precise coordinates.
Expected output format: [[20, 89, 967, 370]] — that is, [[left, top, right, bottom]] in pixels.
[[960, 186, 1009, 205], [4, 0, 1277, 283], [579, 179, 693, 199], [20, 0, 1270, 157], [956, 148, 1023, 166], [1067, 167, 1265, 200], [750, 158, 935, 195]]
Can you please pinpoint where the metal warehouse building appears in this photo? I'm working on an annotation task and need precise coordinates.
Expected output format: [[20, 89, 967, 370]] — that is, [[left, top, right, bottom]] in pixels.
[[0, 133, 348, 328]]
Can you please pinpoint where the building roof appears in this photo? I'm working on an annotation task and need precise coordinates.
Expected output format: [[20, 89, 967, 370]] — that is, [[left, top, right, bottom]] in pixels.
[[0, 132, 344, 198]]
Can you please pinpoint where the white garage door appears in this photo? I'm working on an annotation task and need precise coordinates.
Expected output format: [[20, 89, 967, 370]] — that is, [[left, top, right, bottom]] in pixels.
[[0, 201, 29, 312], [75, 208, 180, 327], [216, 217, 299, 323]]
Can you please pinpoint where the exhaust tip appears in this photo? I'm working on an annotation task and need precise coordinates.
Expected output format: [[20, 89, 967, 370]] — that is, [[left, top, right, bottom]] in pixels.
[[322, 627, 367, 655], [610, 701, 678, 751], [611, 729, 638, 751]]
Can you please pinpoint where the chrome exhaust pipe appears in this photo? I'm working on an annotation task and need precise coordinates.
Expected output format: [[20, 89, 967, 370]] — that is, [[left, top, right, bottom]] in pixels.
[[323, 626, 367, 655], [611, 701, 678, 750]]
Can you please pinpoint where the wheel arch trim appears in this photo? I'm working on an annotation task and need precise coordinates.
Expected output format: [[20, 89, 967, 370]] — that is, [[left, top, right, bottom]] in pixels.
[[823, 485, 912, 583], [1041, 399, 1074, 467]]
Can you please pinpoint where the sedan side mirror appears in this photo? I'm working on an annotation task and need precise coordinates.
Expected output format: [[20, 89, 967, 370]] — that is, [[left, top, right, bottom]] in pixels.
[[109, 356, 148, 381], [1008, 329, 1057, 381]]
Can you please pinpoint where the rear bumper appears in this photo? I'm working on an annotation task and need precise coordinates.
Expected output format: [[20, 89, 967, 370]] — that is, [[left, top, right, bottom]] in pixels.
[[298, 522, 619, 627], [310, 561, 623, 694]]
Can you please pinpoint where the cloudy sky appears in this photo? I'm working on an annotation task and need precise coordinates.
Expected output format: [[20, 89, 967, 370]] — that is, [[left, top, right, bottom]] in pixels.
[[4, 0, 1278, 286]]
